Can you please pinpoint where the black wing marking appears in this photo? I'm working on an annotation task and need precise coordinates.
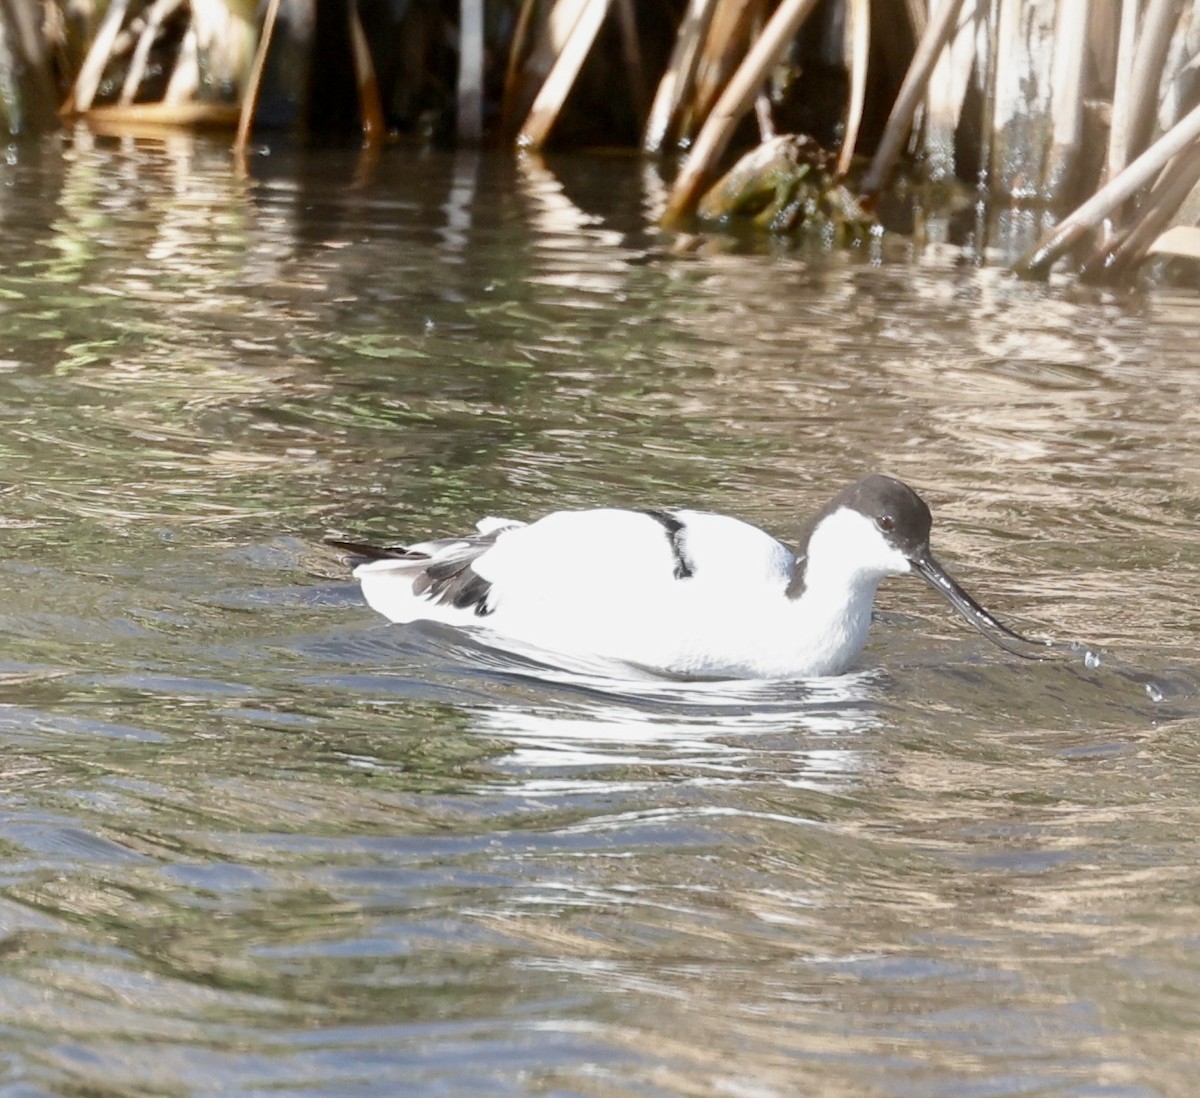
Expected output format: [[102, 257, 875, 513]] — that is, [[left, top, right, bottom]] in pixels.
[[325, 538, 414, 563], [641, 509, 696, 580], [412, 541, 498, 616], [326, 532, 501, 617]]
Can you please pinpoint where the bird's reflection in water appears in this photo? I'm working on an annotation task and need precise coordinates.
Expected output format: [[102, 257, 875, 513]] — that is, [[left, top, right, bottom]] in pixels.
[[436, 631, 885, 796]]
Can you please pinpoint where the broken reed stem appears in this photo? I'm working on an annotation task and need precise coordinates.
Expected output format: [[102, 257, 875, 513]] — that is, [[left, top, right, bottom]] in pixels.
[[1016, 97, 1200, 278], [349, 0, 384, 146], [1086, 143, 1200, 280], [860, 0, 970, 196], [644, 0, 718, 153], [662, 0, 824, 225], [836, 0, 870, 178], [68, 0, 132, 113], [1104, 0, 1141, 185], [518, 0, 612, 149], [1042, 0, 1088, 195], [687, 0, 762, 140], [1122, 0, 1185, 171], [119, 0, 185, 106], [500, 0, 539, 136], [234, 0, 281, 152]]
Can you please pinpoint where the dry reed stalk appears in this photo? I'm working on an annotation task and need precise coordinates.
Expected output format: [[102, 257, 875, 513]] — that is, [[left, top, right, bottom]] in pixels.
[[1042, 0, 1089, 197], [83, 101, 241, 128], [1105, 0, 1141, 184], [0, 0, 49, 63], [505, 0, 587, 133], [1086, 0, 1118, 81], [923, 0, 979, 183], [518, 0, 612, 149], [644, 0, 718, 153], [990, 0, 1058, 197], [234, 0, 281, 152], [457, 0, 484, 142], [614, 0, 646, 130], [163, 21, 199, 104], [1123, 0, 1186, 165], [687, 0, 762, 132], [753, 91, 774, 139], [904, 0, 928, 37], [1158, 0, 1200, 133], [1086, 144, 1200, 278], [500, 0, 540, 135], [349, 0, 384, 145], [67, 0, 132, 113], [119, 0, 185, 106], [662, 0, 824, 225], [835, 0, 870, 177], [860, 0, 969, 196], [972, 0, 999, 187], [1017, 96, 1200, 276], [990, 0, 1019, 146]]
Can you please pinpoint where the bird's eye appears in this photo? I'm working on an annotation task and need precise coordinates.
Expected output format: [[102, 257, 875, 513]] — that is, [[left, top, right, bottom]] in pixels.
[[877, 514, 896, 533]]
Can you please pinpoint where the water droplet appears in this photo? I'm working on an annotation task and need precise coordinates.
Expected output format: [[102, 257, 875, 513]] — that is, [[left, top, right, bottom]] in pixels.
[[1145, 682, 1164, 703], [1084, 649, 1101, 669]]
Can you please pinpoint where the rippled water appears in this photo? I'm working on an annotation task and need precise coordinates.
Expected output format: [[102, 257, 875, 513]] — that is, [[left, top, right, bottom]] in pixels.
[[0, 129, 1199, 1095]]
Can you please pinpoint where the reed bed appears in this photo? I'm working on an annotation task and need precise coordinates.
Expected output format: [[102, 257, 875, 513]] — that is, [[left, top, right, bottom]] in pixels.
[[4, 0, 1200, 283]]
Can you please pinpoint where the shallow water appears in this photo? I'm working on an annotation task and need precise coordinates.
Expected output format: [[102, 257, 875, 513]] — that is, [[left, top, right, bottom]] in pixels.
[[0, 129, 1199, 1095]]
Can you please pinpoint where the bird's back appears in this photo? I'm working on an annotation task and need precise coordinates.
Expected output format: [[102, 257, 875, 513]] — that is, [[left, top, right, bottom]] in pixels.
[[352, 507, 799, 675]]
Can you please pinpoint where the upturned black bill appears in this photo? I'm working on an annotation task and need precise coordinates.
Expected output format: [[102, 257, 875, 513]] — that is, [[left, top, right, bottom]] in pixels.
[[915, 553, 1055, 660]]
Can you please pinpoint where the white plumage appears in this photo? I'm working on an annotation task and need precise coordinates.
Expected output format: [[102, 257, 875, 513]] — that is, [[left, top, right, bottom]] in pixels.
[[333, 474, 1050, 681]]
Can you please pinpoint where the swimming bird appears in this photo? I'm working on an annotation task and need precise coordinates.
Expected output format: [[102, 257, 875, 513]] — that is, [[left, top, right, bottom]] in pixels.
[[328, 474, 1051, 680]]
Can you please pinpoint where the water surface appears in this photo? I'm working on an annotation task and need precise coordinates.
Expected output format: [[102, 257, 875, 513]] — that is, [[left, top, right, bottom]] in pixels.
[[0, 130, 1197, 1096]]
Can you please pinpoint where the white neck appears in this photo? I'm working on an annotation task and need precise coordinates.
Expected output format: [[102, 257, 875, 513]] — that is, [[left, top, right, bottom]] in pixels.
[[783, 508, 913, 676]]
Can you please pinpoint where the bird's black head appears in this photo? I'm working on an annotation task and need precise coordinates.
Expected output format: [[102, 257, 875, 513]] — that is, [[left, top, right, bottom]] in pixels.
[[830, 474, 933, 562]]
